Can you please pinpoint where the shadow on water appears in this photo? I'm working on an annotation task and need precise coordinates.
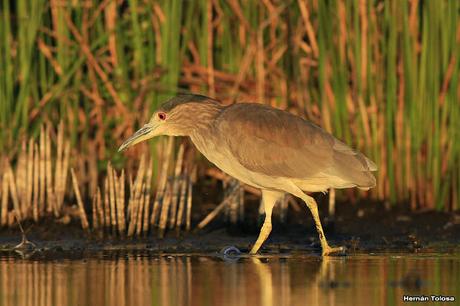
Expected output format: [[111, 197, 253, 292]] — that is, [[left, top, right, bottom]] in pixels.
[[0, 251, 458, 306]]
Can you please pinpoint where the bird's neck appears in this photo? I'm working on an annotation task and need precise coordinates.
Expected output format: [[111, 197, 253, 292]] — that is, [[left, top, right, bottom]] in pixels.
[[189, 124, 219, 159], [183, 102, 223, 136]]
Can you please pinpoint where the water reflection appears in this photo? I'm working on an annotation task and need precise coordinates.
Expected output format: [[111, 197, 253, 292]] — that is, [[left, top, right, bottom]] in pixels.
[[0, 252, 459, 306]]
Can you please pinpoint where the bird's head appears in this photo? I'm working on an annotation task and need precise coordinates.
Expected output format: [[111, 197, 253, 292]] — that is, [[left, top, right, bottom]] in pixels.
[[118, 94, 221, 152]]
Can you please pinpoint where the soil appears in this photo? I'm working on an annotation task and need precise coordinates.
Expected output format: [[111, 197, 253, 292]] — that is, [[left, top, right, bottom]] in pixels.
[[0, 194, 459, 258]]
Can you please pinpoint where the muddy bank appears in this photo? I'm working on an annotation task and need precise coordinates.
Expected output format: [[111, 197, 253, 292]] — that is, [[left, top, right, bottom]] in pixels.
[[0, 199, 459, 258]]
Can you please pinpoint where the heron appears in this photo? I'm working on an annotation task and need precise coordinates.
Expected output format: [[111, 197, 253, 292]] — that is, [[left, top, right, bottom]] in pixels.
[[119, 94, 377, 256]]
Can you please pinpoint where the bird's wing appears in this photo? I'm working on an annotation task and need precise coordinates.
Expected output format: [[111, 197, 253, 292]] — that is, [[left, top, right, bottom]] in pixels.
[[215, 103, 337, 178]]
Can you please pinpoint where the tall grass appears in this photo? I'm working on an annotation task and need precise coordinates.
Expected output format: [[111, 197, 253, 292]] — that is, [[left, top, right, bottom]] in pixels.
[[0, 0, 458, 210]]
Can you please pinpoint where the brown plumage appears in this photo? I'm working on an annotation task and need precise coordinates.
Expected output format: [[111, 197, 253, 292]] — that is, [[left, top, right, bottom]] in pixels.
[[119, 94, 377, 256], [214, 103, 376, 191]]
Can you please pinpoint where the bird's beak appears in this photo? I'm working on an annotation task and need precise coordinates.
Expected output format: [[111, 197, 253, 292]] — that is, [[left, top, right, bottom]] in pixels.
[[118, 123, 157, 152]]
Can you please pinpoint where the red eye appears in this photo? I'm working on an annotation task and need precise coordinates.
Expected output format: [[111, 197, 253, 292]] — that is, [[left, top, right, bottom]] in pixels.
[[158, 112, 166, 120]]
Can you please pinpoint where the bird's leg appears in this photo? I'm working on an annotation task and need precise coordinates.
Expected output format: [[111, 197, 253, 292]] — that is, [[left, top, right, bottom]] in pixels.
[[302, 194, 345, 256], [249, 190, 282, 254], [249, 219, 272, 254]]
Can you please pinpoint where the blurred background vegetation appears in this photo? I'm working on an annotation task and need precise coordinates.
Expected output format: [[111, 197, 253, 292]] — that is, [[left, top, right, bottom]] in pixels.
[[0, 0, 459, 212]]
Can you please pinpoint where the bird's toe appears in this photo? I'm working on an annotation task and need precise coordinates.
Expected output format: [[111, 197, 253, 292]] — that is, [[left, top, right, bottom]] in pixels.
[[322, 245, 347, 256]]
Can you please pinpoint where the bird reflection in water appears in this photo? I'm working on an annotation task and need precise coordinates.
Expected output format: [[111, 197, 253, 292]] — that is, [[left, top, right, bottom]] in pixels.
[[0, 253, 458, 306]]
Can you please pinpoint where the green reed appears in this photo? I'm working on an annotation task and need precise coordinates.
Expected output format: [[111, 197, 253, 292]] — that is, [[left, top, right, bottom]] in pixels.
[[0, 0, 458, 210]]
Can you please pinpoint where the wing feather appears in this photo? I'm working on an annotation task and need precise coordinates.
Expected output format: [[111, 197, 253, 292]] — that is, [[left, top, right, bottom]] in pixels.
[[215, 103, 335, 178], [215, 103, 376, 188]]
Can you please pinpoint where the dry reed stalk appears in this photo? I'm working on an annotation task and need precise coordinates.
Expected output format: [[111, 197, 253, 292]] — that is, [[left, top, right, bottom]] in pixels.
[[175, 176, 188, 235], [227, 181, 239, 224], [128, 173, 134, 197], [76, 151, 88, 202], [7, 212, 15, 226], [151, 137, 174, 226], [158, 184, 172, 238], [16, 142, 26, 215], [104, 0, 118, 66], [37, 36, 62, 76], [127, 190, 138, 238], [116, 169, 126, 236], [61, 141, 70, 199], [64, 13, 128, 116], [45, 125, 56, 215], [107, 163, 118, 235], [126, 202, 136, 237], [136, 183, 146, 237], [206, 0, 215, 97], [1, 166, 9, 226], [127, 156, 146, 237], [186, 179, 192, 231], [70, 168, 89, 230], [255, 30, 265, 103], [126, 173, 134, 220], [39, 126, 46, 215], [126, 173, 132, 220], [6, 161, 21, 221], [54, 122, 63, 211], [150, 191, 161, 228], [91, 192, 99, 230], [183, 64, 241, 88], [195, 192, 236, 230], [103, 179, 111, 234], [56, 131, 70, 212], [229, 44, 257, 98], [88, 144, 98, 198], [142, 160, 153, 236], [32, 144, 40, 221], [169, 144, 185, 229], [96, 187, 104, 231], [26, 138, 34, 217]]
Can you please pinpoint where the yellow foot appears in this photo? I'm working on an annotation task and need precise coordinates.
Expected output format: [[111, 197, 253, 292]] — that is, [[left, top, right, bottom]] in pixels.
[[321, 245, 346, 256], [249, 247, 259, 255]]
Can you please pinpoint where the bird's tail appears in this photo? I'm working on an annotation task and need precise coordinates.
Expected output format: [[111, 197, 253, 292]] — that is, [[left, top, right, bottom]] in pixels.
[[331, 149, 377, 189]]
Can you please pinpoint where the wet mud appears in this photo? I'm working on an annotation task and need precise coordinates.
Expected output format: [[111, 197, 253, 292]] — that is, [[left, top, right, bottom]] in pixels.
[[0, 199, 459, 259]]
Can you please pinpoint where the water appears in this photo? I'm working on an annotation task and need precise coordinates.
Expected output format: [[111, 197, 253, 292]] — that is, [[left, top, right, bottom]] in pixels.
[[0, 251, 458, 306]]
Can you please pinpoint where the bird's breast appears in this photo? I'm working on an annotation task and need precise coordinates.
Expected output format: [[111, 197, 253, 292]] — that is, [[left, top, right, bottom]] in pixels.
[[190, 133, 272, 189], [190, 132, 322, 193]]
